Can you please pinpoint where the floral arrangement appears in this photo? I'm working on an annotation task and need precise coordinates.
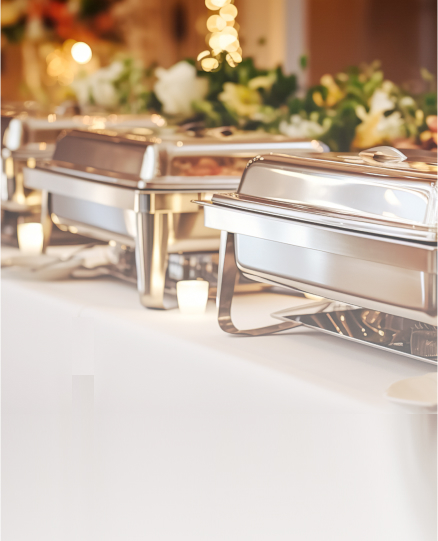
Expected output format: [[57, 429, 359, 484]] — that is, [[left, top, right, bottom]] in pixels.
[[72, 56, 437, 152], [72, 57, 150, 111], [1, 0, 118, 44]]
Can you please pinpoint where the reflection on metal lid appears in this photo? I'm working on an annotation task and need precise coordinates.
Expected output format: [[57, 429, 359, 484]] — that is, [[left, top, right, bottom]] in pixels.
[[42, 128, 327, 190], [211, 147, 438, 241]]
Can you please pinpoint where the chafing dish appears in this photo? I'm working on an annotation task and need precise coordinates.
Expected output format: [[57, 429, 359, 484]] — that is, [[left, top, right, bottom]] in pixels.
[[1, 106, 164, 244], [197, 146, 438, 363], [23, 128, 327, 308]]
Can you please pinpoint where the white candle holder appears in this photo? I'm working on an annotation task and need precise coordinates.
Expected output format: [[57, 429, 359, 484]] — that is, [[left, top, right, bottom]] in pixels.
[[176, 280, 209, 314], [17, 223, 44, 255]]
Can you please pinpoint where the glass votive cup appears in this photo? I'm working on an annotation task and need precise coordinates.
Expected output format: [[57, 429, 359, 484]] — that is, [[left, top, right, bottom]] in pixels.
[[176, 280, 209, 315], [17, 222, 44, 255]]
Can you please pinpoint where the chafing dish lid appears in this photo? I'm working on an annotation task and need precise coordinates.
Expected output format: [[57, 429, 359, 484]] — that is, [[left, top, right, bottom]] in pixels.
[[211, 147, 438, 242], [2, 111, 164, 151], [38, 128, 325, 191]]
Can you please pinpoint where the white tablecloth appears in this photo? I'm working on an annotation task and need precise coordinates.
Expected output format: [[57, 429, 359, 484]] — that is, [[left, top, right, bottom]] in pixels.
[[2, 246, 437, 541]]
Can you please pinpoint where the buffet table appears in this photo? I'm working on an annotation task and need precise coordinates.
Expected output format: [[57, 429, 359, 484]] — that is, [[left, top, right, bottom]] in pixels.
[[2, 246, 437, 541]]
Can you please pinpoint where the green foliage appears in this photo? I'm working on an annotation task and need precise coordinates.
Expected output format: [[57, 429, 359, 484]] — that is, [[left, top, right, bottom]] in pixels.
[[110, 58, 151, 113], [1, 19, 26, 43], [71, 56, 437, 151], [79, 0, 112, 19], [264, 68, 297, 108], [299, 55, 307, 70], [321, 103, 362, 152]]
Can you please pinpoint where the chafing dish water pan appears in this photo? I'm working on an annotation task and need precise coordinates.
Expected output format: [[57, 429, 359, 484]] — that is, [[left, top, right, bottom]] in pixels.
[[24, 128, 326, 309], [197, 146, 437, 363]]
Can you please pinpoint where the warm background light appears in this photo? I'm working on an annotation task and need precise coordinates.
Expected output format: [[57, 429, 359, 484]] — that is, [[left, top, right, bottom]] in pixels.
[[199, 0, 241, 71], [71, 42, 93, 65]]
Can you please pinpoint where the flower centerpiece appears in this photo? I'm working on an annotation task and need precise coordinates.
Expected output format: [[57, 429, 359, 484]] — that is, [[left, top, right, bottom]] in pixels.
[[70, 56, 437, 152]]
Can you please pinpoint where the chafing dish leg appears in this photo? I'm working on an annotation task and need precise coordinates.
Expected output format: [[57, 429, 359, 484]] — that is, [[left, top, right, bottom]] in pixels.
[[135, 210, 176, 310], [40, 190, 52, 253], [217, 232, 302, 336]]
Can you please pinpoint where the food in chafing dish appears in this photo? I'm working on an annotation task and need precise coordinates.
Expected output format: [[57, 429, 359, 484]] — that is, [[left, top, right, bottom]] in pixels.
[[170, 156, 250, 177], [196, 146, 437, 363], [23, 127, 327, 309]]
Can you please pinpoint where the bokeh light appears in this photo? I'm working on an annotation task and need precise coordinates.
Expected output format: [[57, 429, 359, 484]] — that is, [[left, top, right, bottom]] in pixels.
[[199, 0, 242, 71], [71, 42, 93, 64]]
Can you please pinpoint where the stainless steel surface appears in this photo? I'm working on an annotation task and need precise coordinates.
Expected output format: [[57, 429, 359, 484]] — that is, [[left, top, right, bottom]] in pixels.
[[358, 145, 438, 166], [24, 129, 324, 308], [272, 303, 437, 365], [217, 231, 301, 335], [197, 147, 438, 362], [211, 149, 437, 242], [1, 109, 165, 245], [40, 128, 326, 190]]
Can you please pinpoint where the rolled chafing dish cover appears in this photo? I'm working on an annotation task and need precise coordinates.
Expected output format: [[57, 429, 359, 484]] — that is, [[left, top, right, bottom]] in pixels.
[[23, 128, 327, 309], [1, 106, 164, 208], [197, 146, 437, 363], [1, 108, 165, 246]]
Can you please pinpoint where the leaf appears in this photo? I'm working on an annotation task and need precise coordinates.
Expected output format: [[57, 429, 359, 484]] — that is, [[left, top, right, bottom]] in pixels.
[[299, 55, 308, 70], [265, 67, 297, 108], [147, 92, 163, 113]]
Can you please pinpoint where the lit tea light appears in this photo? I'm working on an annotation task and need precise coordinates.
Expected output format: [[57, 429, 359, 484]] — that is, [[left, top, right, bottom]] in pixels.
[[17, 223, 44, 255], [177, 280, 209, 314]]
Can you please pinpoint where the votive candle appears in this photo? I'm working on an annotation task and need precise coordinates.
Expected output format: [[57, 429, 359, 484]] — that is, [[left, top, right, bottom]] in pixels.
[[17, 222, 44, 255], [176, 280, 209, 314]]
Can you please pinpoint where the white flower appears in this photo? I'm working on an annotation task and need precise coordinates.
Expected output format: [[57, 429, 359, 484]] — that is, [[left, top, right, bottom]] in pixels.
[[71, 78, 91, 106], [353, 110, 405, 149], [248, 73, 277, 90], [251, 106, 279, 124], [90, 78, 119, 108], [219, 82, 261, 119], [72, 61, 125, 109], [154, 61, 208, 116], [99, 61, 125, 81], [353, 87, 404, 148], [279, 114, 330, 139], [376, 112, 405, 139], [369, 88, 395, 114], [399, 96, 416, 108]]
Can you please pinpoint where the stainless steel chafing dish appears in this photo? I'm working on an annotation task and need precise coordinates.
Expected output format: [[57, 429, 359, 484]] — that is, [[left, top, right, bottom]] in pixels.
[[197, 146, 438, 364], [1, 105, 164, 244], [23, 128, 326, 309]]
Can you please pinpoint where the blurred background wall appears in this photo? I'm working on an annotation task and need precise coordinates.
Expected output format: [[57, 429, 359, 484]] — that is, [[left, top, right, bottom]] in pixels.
[[305, 0, 437, 84], [1, 0, 437, 100]]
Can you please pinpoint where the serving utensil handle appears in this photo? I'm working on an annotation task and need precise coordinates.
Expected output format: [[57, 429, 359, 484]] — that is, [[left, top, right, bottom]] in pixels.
[[217, 232, 301, 336]]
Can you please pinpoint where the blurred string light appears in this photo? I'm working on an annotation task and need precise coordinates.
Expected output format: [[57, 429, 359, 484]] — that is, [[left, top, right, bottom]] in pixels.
[[197, 0, 242, 72], [45, 40, 93, 86]]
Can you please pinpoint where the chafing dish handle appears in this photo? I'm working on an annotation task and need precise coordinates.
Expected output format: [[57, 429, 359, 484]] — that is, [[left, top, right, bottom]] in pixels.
[[217, 232, 301, 336]]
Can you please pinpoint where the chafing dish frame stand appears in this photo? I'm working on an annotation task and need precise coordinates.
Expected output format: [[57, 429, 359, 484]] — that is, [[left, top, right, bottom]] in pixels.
[[217, 231, 301, 335], [216, 231, 437, 363], [40, 187, 215, 309], [135, 191, 181, 310]]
